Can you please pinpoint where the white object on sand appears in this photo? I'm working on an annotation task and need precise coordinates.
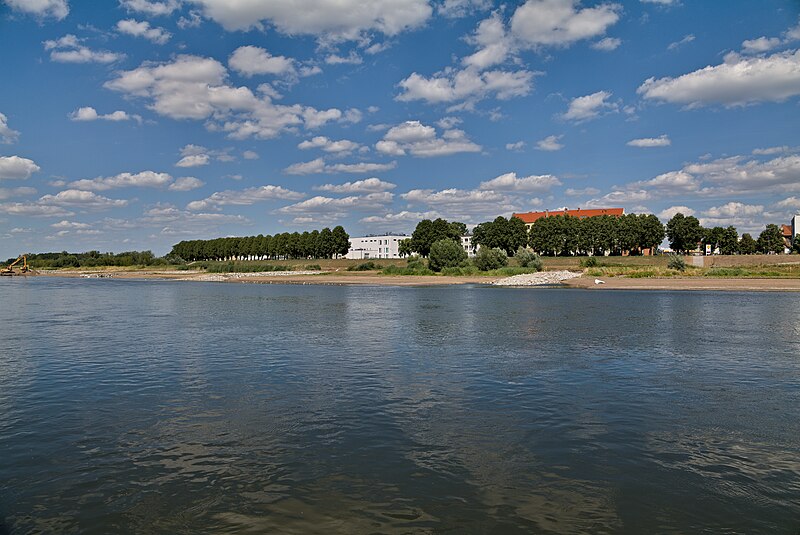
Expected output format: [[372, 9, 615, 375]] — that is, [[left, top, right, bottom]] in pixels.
[[594, 279, 605, 285]]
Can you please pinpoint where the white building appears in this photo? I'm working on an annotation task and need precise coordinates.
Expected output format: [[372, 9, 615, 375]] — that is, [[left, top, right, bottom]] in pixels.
[[346, 235, 408, 259], [461, 235, 477, 257]]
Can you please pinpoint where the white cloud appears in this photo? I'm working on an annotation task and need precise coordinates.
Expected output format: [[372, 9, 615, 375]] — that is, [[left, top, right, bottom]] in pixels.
[[752, 146, 792, 155], [565, 187, 600, 196], [39, 189, 129, 209], [0, 156, 40, 180], [438, 0, 491, 18], [509, 0, 621, 48], [562, 90, 617, 121], [186, 184, 304, 211], [278, 192, 393, 217], [116, 19, 171, 44], [641, 0, 677, 4], [51, 220, 91, 229], [105, 55, 343, 139], [535, 134, 564, 151], [0, 186, 36, 200], [229, 45, 296, 77], [667, 34, 694, 51], [326, 161, 397, 174], [741, 36, 782, 55], [462, 11, 513, 70], [168, 176, 205, 191], [703, 202, 763, 219], [242, 150, 259, 160], [627, 134, 671, 147], [120, 0, 180, 16], [658, 206, 695, 220], [401, 187, 520, 221], [298, 136, 361, 154], [634, 170, 700, 193], [584, 189, 651, 208], [325, 51, 363, 65], [592, 37, 620, 51], [175, 154, 210, 167], [397, 67, 535, 105], [506, 141, 525, 151], [314, 178, 396, 194], [69, 106, 141, 123], [3, 0, 68, 20], [284, 158, 326, 175], [43, 34, 124, 64], [187, 0, 432, 40], [479, 171, 561, 192], [0, 203, 73, 217], [775, 196, 800, 210], [375, 120, 481, 157], [638, 50, 800, 107], [0, 113, 20, 144], [68, 171, 172, 191]]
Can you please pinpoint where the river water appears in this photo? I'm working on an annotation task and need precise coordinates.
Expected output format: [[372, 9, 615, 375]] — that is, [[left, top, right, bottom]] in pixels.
[[1, 278, 799, 533]]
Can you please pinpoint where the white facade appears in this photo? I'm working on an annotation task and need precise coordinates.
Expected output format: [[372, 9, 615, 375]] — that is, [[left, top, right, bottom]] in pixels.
[[793, 215, 800, 245], [461, 235, 477, 257], [346, 235, 408, 259]]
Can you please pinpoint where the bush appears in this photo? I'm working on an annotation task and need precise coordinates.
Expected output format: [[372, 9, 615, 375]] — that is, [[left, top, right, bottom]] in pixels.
[[667, 254, 686, 272], [515, 248, 543, 271], [474, 247, 508, 271], [381, 264, 434, 276], [580, 256, 600, 268], [347, 261, 382, 271], [406, 257, 426, 270], [304, 264, 322, 270], [428, 239, 468, 272]]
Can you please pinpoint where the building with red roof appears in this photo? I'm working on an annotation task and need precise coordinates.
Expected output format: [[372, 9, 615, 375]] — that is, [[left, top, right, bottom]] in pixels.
[[513, 208, 624, 229]]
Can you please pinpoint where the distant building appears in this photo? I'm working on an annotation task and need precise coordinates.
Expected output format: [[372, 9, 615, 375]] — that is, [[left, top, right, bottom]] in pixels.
[[793, 215, 800, 248], [461, 235, 477, 257], [781, 224, 793, 253], [512, 207, 625, 230], [346, 234, 408, 259]]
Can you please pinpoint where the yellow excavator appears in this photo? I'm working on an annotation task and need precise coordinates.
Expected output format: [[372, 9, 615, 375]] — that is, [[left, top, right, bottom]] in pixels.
[[0, 255, 31, 276]]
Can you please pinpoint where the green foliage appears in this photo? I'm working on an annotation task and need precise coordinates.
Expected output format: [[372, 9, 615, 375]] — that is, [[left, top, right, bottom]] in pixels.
[[737, 233, 757, 254], [580, 256, 601, 267], [204, 262, 291, 273], [408, 218, 465, 256], [304, 264, 322, 270], [757, 224, 786, 254], [474, 247, 508, 271], [381, 264, 435, 276], [170, 226, 351, 261], [472, 216, 528, 255], [667, 254, 686, 271], [21, 250, 162, 269], [794, 235, 800, 254], [666, 213, 704, 254], [347, 261, 383, 271], [428, 238, 468, 272], [398, 238, 414, 257], [515, 247, 543, 270]]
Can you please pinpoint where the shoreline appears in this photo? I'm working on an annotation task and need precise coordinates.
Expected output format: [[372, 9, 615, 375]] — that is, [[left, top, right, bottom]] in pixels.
[[29, 269, 800, 291]]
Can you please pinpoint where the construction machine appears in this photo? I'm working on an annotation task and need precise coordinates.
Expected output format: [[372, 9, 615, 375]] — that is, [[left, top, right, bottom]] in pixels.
[[0, 255, 31, 276]]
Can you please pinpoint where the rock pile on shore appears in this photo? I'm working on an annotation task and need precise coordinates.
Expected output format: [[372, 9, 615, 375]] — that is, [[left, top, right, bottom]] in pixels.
[[196, 270, 326, 282], [493, 270, 582, 286]]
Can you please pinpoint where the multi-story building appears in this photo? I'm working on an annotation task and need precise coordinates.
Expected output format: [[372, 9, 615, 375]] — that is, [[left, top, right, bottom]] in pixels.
[[346, 234, 477, 259], [345, 234, 408, 259]]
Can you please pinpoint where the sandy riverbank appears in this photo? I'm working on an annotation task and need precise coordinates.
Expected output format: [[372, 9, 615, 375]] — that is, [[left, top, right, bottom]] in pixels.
[[34, 269, 800, 291]]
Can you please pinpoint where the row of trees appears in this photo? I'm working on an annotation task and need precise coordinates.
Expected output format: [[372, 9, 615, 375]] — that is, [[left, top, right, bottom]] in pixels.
[[470, 214, 665, 257], [402, 218, 467, 257], [666, 213, 796, 254], [7, 250, 163, 268], [170, 226, 350, 261]]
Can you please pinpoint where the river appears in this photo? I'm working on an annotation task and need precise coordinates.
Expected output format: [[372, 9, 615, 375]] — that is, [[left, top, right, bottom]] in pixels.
[[1, 278, 799, 533]]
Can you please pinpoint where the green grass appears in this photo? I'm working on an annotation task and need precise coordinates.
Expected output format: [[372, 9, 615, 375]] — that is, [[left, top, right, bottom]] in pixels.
[[347, 261, 385, 271]]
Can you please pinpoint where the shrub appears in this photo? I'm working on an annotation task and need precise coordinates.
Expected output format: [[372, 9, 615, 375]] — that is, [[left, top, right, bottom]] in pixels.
[[347, 261, 382, 271], [580, 256, 600, 268], [474, 247, 508, 271], [667, 254, 686, 272], [406, 257, 426, 270], [515, 248, 543, 271], [428, 239, 468, 272], [304, 264, 322, 270], [381, 264, 434, 276]]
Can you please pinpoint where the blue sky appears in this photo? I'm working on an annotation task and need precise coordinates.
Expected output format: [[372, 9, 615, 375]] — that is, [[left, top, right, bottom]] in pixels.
[[1, 0, 799, 258]]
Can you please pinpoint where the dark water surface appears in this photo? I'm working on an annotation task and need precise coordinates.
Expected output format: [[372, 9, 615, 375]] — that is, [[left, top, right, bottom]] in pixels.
[[1, 278, 799, 534]]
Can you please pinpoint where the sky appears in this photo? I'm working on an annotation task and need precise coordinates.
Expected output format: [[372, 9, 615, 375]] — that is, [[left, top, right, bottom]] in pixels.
[[1, 0, 800, 258]]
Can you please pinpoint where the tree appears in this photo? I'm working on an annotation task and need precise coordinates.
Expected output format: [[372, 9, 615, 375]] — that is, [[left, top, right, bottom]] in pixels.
[[410, 218, 464, 256], [757, 224, 785, 254], [738, 233, 757, 254], [638, 214, 666, 253], [666, 213, 704, 254], [428, 239, 467, 271], [474, 247, 508, 271], [398, 238, 413, 257], [331, 226, 350, 258], [794, 235, 800, 254], [472, 216, 528, 255]]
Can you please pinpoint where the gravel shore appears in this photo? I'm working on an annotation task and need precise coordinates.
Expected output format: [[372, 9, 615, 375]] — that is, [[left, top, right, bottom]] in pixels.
[[492, 270, 582, 286]]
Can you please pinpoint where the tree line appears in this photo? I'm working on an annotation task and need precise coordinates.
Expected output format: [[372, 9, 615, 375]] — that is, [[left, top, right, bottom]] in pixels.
[[665, 213, 797, 254], [5, 250, 163, 268], [169, 226, 350, 261]]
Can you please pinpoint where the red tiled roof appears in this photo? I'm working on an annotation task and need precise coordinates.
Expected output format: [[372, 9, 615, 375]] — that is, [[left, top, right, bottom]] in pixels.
[[781, 224, 792, 237], [512, 208, 624, 224]]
